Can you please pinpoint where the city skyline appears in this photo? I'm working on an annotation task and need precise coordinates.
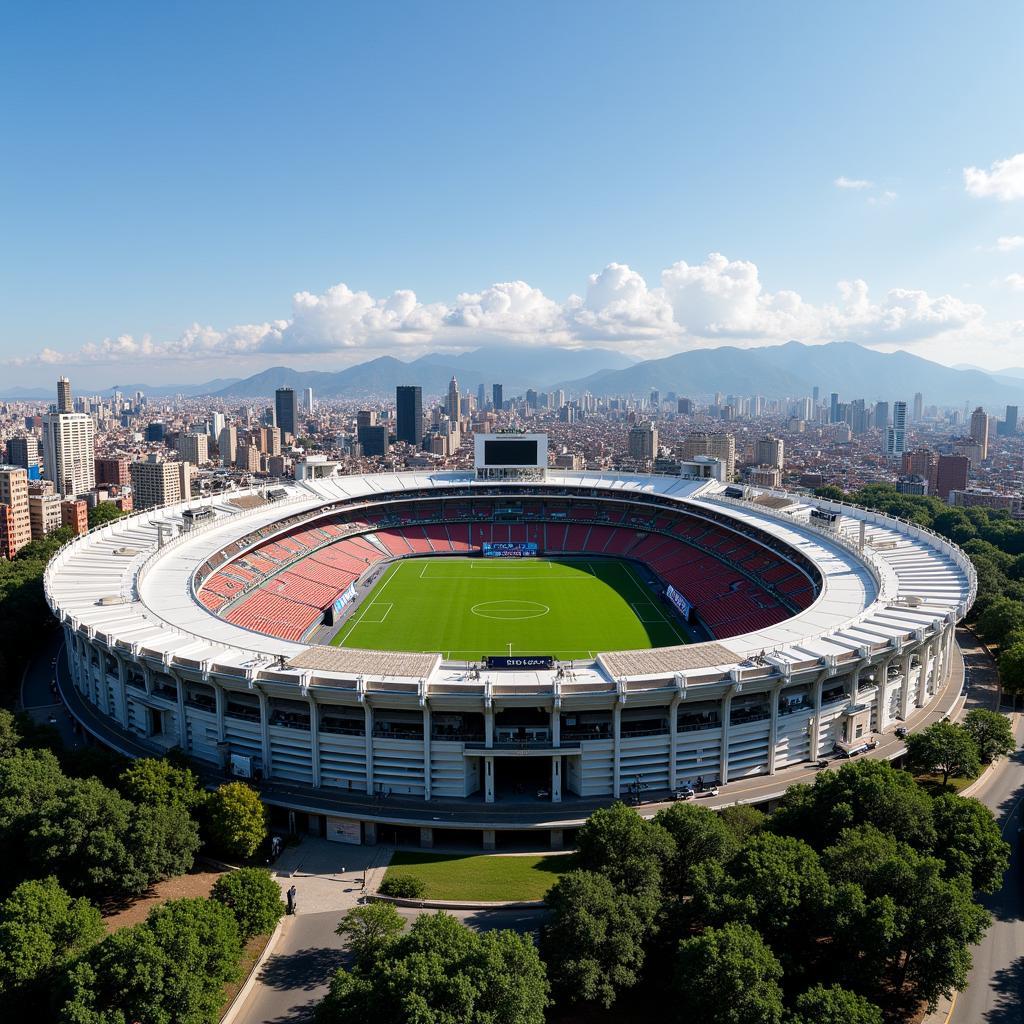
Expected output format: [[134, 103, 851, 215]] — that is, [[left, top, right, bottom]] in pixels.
[[3, 2, 1024, 385]]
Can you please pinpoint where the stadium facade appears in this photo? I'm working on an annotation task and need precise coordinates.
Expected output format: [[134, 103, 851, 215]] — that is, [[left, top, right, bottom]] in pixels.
[[45, 455, 975, 845]]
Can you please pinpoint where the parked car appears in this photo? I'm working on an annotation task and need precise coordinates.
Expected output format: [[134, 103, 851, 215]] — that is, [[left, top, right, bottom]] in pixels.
[[674, 786, 696, 801]]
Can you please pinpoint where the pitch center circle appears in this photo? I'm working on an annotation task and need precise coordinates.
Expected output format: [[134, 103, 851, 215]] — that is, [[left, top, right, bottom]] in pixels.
[[470, 600, 550, 621]]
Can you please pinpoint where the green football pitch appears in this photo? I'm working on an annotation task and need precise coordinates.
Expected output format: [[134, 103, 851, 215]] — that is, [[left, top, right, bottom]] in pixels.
[[329, 556, 688, 660]]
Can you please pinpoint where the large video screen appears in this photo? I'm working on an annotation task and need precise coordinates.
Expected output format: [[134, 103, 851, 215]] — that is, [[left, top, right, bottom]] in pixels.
[[484, 439, 538, 466]]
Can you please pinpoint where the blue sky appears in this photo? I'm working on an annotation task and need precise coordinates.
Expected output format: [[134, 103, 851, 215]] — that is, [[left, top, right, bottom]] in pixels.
[[2, 1, 1023, 386]]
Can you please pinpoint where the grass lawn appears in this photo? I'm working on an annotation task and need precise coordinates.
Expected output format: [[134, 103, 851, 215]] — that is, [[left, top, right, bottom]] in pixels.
[[331, 556, 687, 660], [912, 771, 976, 796], [384, 851, 573, 901]]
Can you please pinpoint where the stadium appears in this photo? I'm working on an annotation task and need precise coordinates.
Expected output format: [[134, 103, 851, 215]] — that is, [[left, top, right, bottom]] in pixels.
[[45, 433, 975, 848]]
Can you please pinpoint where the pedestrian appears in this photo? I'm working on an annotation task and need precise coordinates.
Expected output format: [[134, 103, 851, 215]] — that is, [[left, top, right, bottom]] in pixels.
[[287, 884, 297, 915]]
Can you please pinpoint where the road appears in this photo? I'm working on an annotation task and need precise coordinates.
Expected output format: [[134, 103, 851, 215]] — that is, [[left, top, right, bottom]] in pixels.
[[949, 632, 1024, 1024]]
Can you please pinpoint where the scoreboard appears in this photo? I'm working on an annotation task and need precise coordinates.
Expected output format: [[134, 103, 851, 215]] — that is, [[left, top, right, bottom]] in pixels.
[[482, 541, 538, 558]]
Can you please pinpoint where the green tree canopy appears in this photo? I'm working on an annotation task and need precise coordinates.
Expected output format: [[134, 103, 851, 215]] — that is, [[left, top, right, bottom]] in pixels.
[[976, 596, 1024, 645], [574, 801, 674, 894], [906, 720, 981, 787], [962, 708, 1016, 763], [0, 708, 21, 758], [211, 867, 286, 940], [86, 502, 126, 529], [931, 793, 1009, 893], [0, 876, 103, 1002], [998, 641, 1024, 705], [672, 922, 784, 1024], [333, 902, 405, 970], [316, 911, 548, 1024], [788, 984, 883, 1024], [718, 803, 766, 844], [117, 757, 205, 810], [205, 781, 267, 861], [540, 868, 654, 1009], [654, 803, 739, 898]]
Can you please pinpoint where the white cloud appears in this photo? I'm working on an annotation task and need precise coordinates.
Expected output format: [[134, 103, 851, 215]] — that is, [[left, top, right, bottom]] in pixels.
[[996, 235, 1024, 252], [964, 153, 1024, 201], [1006, 273, 1024, 291], [835, 176, 873, 190], [9, 254, 993, 371]]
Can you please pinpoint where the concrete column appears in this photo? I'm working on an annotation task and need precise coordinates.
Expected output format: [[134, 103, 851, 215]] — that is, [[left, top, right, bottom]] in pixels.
[[419, 826, 434, 849], [551, 755, 561, 803], [257, 690, 272, 779], [98, 653, 112, 717], [612, 702, 622, 798], [809, 674, 825, 760], [363, 821, 378, 845], [767, 682, 783, 776], [916, 645, 931, 708], [668, 693, 681, 791], [720, 688, 734, 785], [482, 829, 496, 851], [422, 705, 432, 801], [173, 671, 188, 749], [113, 655, 129, 728], [550, 706, 561, 748], [308, 697, 321, 788], [847, 665, 861, 704], [899, 652, 913, 720], [550, 829, 564, 850], [214, 683, 226, 743], [364, 703, 375, 795], [877, 657, 893, 730], [484, 755, 495, 802], [484, 707, 494, 748]]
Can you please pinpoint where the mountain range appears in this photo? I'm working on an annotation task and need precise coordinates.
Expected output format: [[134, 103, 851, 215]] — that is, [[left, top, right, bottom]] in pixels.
[[0, 378, 242, 401]]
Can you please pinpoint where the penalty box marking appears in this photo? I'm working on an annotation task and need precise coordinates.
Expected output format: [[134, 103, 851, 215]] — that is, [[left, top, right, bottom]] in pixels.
[[357, 602, 392, 624]]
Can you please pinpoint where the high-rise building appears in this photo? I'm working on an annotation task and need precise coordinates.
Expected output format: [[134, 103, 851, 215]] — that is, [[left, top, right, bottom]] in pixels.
[[257, 426, 281, 457], [235, 444, 261, 474], [447, 376, 460, 418], [969, 407, 989, 460], [0, 465, 31, 558], [873, 401, 889, 430], [934, 454, 970, 500], [130, 456, 191, 509], [755, 437, 785, 469], [492, 384, 503, 410], [303, 387, 314, 414], [1002, 405, 1018, 437], [677, 398, 694, 415], [5, 435, 40, 478], [94, 457, 130, 487], [60, 498, 88, 535], [42, 410, 96, 497], [913, 392, 924, 422], [146, 421, 166, 443], [628, 421, 658, 462], [477, 383, 486, 409], [396, 386, 423, 446], [57, 376, 73, 414], [525, 389, 538, 409], [356, 409, 377, 428], [174, 432, 209, 465], [829, 392, 840, 423], [357, 423, 390, 457], [218, 425, 238, 465], [208, 411, 225, 439], [884, 401, 907, 458], [902, 448, 935, 480], [28, 490, 61, 540], [681, 432, 736, 479], [275, 387, 298, 439]]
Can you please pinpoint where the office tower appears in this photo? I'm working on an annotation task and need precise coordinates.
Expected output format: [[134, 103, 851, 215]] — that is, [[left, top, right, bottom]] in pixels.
[[396, 386, 423, 446], [218, 425, 238, 465], [492, 384, 503, 410], [447, 376, 460, 418], [884, 401, 907, 458], [235, 444, 261, 474], [650, 389, 660, 408], [41, 410, 96, 497], [849, 398, 868, 435], [94, 457, 129, 487], [829, 393, 840, 423], [812, 385, 820, 405], [130, 456, 191, 509], [902, 448, 935, 480], [525, 389, 538, 410], [755, 437, 785, 469], [873, 401, 889, 430], [257, 426, 281, 457], [0, 465, 31, 558], [477, 383, 486, 409], [5, 435, 40, 478], [628, 421, 658, 461], [57, 376, 73, 414], [681, 432, 736, 479], [1003, 405, 1018, 436], [208, 411, 225, 438], [60, 499, 88, 535], [913, 392, 924, 422], [275, 388, 298, 439], [28, 490, 61, 540], [934, 454, 970, 500], [303, 387, 314, 413], [969, 407, 989, 460], [146, 421, 166, 443], [677, 397, 694, 415], [174, 432, 209, 465], [357, 423, 389, 457]]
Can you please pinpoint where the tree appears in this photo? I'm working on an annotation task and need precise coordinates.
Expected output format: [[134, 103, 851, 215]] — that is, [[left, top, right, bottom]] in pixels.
[[788, 984, 883, 1024], [0, 708, 20, 758], [574, 801, 674, 894], [813, 486, 846, 501], [131, 800, 202, 882], [962, 709, 1016, 763], [931, 793, 1009, 893], [976, 596, 1024, 645], [212, 867, 286, 940], [769, 759, 936, 851], [118, 756, 205, 810], [654, 803, 738, 897], [61, 897, 243, 1024], [205, 781, 267, 861], [316, 911, 548, 1024], [541, 869, 653, 1009], [673, 922, 784, 1024], [998, 641, 1024, 707], [718, 803, 766, 844], [87, 502, 126, 529], [0, 877, 103, 1002], [333, 902, 405, 969], [906, 721, 981, 788]]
